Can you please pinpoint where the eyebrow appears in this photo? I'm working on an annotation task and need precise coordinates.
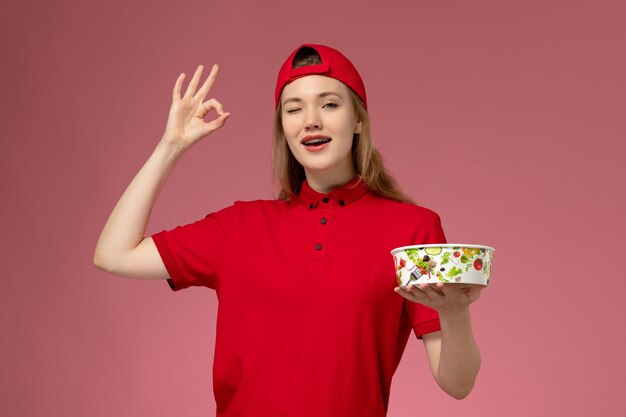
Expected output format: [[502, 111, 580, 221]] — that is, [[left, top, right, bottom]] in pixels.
[[282, 92, 343, 106]]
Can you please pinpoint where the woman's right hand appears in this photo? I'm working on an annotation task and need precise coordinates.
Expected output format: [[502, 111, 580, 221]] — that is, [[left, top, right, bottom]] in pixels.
[[161, 64, 230, 149]]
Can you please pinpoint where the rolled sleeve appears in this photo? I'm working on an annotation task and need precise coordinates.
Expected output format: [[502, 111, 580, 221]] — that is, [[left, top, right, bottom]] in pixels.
[[151, 207, 233, 291]]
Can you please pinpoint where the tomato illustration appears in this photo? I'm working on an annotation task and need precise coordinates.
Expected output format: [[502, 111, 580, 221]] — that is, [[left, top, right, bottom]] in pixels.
[[454, 251, 461, 257], [474, 259, 483, 270], [399, 258, 407, 269]]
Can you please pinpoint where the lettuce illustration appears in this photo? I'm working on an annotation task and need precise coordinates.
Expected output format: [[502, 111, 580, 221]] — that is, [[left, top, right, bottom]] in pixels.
[[446, 266, 463, 278]]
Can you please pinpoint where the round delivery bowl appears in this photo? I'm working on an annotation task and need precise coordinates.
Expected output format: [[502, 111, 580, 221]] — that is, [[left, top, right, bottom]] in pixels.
[[390, 244, 495, 287]]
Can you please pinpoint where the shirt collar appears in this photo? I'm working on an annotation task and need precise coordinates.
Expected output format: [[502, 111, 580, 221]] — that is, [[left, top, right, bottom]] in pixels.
[[297, 177, 369, 209]]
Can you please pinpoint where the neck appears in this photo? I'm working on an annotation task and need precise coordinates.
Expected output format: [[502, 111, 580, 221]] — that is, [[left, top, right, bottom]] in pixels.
[[304, 164, 357, 194]]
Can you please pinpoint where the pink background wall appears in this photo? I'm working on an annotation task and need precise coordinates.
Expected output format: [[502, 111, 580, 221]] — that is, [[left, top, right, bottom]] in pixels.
[[2, 0, 625, 415]]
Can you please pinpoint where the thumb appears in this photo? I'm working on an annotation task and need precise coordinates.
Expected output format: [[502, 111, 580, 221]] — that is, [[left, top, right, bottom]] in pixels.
[[205, 112, 231, 134]]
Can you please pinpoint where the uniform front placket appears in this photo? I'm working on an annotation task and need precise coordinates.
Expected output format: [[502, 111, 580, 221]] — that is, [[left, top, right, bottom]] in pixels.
[[307, 195, 340, 282]]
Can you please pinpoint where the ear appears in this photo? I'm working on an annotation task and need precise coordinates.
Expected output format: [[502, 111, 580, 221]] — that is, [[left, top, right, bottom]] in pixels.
[[354, 119, 363, 134]]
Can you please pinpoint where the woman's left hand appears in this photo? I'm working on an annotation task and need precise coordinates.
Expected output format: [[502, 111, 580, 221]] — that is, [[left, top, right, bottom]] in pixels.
[[394, 282, 483, 314]]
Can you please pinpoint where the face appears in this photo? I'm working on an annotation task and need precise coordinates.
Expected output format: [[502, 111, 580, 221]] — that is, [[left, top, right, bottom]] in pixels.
[[281, 75, 362, 183]]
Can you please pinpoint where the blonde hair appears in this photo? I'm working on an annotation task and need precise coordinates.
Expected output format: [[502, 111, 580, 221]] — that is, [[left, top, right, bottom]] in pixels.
[[272, 49, 415, 204]]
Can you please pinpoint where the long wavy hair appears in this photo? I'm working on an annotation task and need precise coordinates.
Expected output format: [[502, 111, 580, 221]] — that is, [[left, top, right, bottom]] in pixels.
[[272, 47, 414, 204]]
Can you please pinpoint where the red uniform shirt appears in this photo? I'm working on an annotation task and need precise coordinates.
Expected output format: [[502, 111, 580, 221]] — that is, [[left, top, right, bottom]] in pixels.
[[151, 178, 446, 417]]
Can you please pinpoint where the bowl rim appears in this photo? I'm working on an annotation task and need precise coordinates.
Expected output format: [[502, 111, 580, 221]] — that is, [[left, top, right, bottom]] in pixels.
[[391, 244, 496, 255]]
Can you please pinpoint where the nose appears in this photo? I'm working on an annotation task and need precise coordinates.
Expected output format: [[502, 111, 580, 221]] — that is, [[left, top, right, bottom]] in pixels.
[[304, 108, 322, 131]]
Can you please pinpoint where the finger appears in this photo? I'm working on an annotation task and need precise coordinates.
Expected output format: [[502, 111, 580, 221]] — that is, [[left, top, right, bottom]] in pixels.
[[395, 286, 427, 303], [173, 72, 185, 101], [200, 98, 225, 116], [437, 282, 452, 296], [420, 283, 444, 298], [468, 285, 483, 301], [183, 64, 205, 99], [404, 284, 423, 293], [203, 112, 230, 134], [406, 284, 431, 300], [196, 64, 219, 101], [412, 283, 427, 292], [396, 285, 419, 297]]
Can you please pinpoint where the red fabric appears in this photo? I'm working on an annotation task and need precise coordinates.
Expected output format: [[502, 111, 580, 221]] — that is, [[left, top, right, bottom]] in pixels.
[[275, 43, 368, 109], [151, 178, 446, 417]]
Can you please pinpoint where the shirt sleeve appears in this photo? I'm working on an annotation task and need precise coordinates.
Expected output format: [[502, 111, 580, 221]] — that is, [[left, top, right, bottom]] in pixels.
[[406, 211, 447, 339], [151, 205, 235, 292]]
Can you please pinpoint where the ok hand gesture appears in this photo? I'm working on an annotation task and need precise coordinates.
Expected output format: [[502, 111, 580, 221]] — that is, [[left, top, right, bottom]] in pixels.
[[162, 64, 230, 150]]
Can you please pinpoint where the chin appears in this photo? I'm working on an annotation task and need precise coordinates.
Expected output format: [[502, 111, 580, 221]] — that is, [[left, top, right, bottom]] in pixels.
[[300, 159, 339, 172]]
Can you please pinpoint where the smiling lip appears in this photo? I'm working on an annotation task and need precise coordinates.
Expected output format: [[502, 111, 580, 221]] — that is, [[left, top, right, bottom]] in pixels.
[[301, 134, 332, 145], [301, 134, 331, 153]]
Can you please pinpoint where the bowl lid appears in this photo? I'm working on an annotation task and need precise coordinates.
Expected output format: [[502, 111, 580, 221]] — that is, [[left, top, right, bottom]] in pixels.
[[390, 243, 496, 255]]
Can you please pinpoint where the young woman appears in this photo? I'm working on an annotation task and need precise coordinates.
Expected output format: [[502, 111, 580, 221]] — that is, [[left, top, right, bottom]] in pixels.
[[94, 44, 483, 416]]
